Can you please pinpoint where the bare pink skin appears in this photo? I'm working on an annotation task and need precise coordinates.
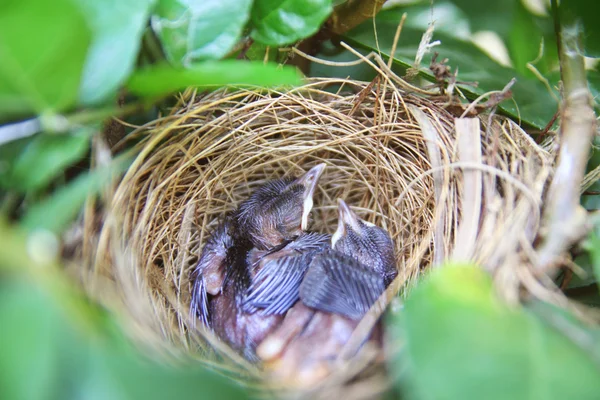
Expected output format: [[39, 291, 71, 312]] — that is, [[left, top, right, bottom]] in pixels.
[[209, 248, 285, 357], [204, 264, 224, 295], [210, 286, 283, 358], [257, 303, 381, 386], [256, 303, 316, 361]]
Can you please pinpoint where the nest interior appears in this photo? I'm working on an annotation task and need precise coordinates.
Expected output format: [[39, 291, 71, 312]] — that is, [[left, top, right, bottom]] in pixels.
[[82, 76, 553, 393]]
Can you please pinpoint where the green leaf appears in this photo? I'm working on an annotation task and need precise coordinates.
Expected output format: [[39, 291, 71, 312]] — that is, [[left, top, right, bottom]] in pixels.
[[0, 221, 249, 400], [245, 42, 280, 62], [587, 68, 600, 112], [344, 9, 559, 129], [527, 300, 600, 366], [0, 281, 62, 400], [152, 0, 252, 65], [507, 1, 545, 76], [104, 354, 249, 400], [560, 0, 600, 58], [381, 2, 557, 76], [0, 129, 92, 191], [566, 253, 597, 290], [0, 0, 91, 118], [0, 276, 249, 400], [310, 41, 379, 82], [76, 0, 156, 105], [387, 2, 471, 40], [441, 0, 516, 39], [583, 229, 600, 291], [390, 265, 600, 400], [127, 61, 303, 97], [21, 154, 132, 233], [581, 135, 600, 211], [250, 0, 333, 46]]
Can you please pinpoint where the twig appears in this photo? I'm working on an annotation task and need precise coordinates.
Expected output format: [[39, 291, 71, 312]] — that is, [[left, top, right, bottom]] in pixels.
[[387, 13, 407, 69], [540, 107, 560, 136], [452, 118, 483, 262], [0, 101, 145, 147], [142, 28, 166, 63], [458, 78, 515, 118], [426, 52, 478, 103], [327, 0, 386, 35], [536, 3, 597, 272], [235, 38, 254, 60], [478, 78, 516, 109], [581, 162, 600, 193], [0, 117, 41, 145], [349, 76, 379, 116], [408, 105, 446, 266], [406, 23, 440, 79]]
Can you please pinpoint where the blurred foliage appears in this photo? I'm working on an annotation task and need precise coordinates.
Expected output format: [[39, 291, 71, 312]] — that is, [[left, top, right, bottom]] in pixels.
[[152, 0, 253, 64], [0, 0, 90, 118], [574, 137, 600, 304], [559, 0, 600, 58], [527, 299, 600, 363], [0, 280, 249, 400], [20, 154, 132, 234], [0, 128, 92, 191], [127, 62, 302, 97], [0, 222, 249, 400], [390, 265, 600, 400], [77, 0, 156, 105], [344, 8, 558, 129], [2, 0, 600, 399], [250, 0, 333, 45], [582, 220, 600, 292], [337, 2, 560, 129]]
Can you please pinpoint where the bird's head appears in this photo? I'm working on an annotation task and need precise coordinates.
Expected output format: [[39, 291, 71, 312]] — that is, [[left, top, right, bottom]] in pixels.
[[331, 199, 396, 282], [236, 163, 326, 250]]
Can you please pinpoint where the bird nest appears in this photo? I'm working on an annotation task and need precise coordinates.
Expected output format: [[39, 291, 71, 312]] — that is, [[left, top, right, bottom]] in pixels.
[[78, 74, 554, 398]]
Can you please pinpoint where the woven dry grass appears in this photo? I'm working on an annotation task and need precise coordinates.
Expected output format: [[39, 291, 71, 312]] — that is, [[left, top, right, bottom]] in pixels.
[[77, 70, 556, 398]]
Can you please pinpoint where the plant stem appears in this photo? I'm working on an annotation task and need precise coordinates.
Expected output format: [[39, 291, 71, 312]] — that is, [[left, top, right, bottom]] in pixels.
[[142, 27, 166, 63], [327, 0, 386, 35], [537, 2, 597, 271], [0, 102, 145, 147], [0, 118, 41, 145], [67, 102, 143, 126]]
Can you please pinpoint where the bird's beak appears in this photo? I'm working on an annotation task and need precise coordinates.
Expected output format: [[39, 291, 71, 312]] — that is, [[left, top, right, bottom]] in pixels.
[[296, 163, 326, 231], [332, 199, 361, 248]]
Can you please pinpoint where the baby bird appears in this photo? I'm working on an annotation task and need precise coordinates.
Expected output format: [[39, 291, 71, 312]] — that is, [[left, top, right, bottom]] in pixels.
[[236, 163, 325, 250], [243, 231, 331, 315], [245, 199, 396, 320], [299, 198, 397, 319], [255, 199, 397, 383], [189, 164, 326, 358]]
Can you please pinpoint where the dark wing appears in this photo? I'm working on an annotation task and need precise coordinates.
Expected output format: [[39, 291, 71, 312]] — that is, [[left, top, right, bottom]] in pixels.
[[285, 232, 331, 253], [243, 253, 312, 315], [189, 219, 235, 327], [243, 232, 330, 315], [299, 251, 385, 320], [190, 273, 209, 327]]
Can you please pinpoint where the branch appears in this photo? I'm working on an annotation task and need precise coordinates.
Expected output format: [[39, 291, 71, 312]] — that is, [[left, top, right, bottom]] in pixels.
[[327, 0, 386, 35], [287, 0, 386, 74], [0, 118, 41, 146], [536, 6, 597, 272]]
